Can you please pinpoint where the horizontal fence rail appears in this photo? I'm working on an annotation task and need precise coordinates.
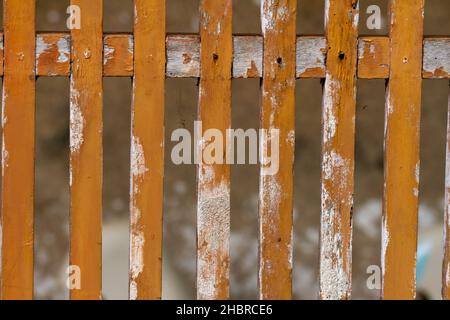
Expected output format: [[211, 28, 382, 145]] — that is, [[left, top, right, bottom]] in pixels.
[[0, 34, 447, 79], [0, 0, 449, 301]]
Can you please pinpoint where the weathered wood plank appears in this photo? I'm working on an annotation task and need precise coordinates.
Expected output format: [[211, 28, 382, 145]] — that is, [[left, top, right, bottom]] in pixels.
[[423, 38, 450, 79], [69, 0, 103, 300], [443, 82, 450, 300], [1, 0, 36, 300], [259, 0, 296, 300], [104, 34, 133, 77], [319, 0, 359, 300], [167, 35, 200, 78], [358, 36, 390, 79], [36, 33, 70, 77], [129, 0, 165, 300], [0, 33, 446, 78], [382, 0, 424, 300], [196, 0, 232, 300]]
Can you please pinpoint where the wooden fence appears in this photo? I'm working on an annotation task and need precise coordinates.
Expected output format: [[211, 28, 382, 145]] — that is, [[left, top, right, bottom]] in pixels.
[[0, 0, 449, 300]]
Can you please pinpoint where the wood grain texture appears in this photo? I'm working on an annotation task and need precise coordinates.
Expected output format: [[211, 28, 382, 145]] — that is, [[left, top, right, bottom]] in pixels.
[[358, 37, 390, 79], [443, 82, 450, 300], [1, 0, 36, 300], [104, 34, 133, 77], [259, 0, 296, 300], [196, 0, 232, 300], [69, 0, 103, 300], [382, 0, 424, 300], [129, 0, 165, 300], [0, 33, 446, 79], [319, 0, 359, 300]]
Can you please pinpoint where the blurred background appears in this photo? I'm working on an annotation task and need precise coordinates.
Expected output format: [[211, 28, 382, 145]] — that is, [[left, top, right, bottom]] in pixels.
[[0, 0, 449, 299]]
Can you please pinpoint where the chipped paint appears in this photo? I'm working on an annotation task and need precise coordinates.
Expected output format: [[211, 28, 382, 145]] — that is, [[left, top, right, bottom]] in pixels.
[[104, 44, 115, 65], [56, 37, 70, 63], [69, 87, 84, 154], [423, 39, 450, 78], [197, 180, 230, 299], [296, 37, 326, 77], [129, 229, 145, 300]]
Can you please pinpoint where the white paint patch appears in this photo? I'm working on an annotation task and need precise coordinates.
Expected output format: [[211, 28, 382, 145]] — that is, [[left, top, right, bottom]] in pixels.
[[286, 130, 295, 147], [104, 45, 115, 66], [36, 36, 51, 69], [131, 136, 148, 180], [423, 37, 450, 77], [197, 180, 230, 299], [56, 37, 70, 63], [261, 0, 290, 35], [69, 86, 84, 154], [322, 75, 340, 144], [296, 37, 326, 76]]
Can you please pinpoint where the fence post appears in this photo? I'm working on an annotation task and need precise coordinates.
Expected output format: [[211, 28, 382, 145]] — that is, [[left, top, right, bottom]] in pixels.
[[382, 0, 424, 299], [129, 0, 165, 300], [1, 0, 36, 300], [319, 0, 359, 300], [69, 0, 103, 300], [196, 0, 232, 300], [259, 0, 296, 300]]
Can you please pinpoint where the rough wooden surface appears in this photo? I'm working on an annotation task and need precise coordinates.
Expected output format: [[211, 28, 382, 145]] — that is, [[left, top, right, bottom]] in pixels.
[[319, 0, 358, 300], [129, 0, 165, 300], [104, 34, 133, 77], [443, 82, 450, 300], [382, 0, 424, 300], [423, 38, 450, 79], [196, 0, 232, 300], [0, 33, 446, 79], [259, 0, 296, 300], [1, 0, 36, 300], [69, 0, 103, 300], [358, 36, 389, 79]]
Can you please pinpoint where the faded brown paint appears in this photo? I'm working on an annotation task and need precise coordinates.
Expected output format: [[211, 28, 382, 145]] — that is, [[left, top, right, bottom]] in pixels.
[[69, 0, 103, 300], [129, 0, 165, 300], [259, 0, 296, 300], [358, 37, 390, 79], [443, 82, 450, 300], [104, 34, 133, 77], [382, 0, 424, 300], [197, 0, 232, 300], [319, 0, 358, 300], [1, 0, 36, 300]]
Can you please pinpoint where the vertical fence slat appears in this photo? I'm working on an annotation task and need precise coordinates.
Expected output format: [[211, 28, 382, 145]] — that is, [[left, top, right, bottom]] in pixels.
[[382, 0, 424, 300], [129, 0, 165, 300], [443, 82, 450, 300], [69, 0, 103, 300], [1, 0, 36, 300], [197, 0, 232, 300], [259, 0, 296, 300], [319, 0, 359, 300]]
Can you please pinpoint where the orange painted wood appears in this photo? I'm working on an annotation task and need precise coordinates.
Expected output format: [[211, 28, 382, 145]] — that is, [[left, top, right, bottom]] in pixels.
[[69, 0, 103, 300], [104, 34, 133, 77], [443, 82, 450, 300], [129, 0, 165, 300], [36, 33, 70, 77], [1, 0, 36, 300], [0, 33, 447, 79], [196, 0, 232, 300], [0, 33, 4, 76], [319, 0, 359, 300], [382, 0, 424, 300], [358, 37, 390, 79], [259, 0, 296, 300]]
